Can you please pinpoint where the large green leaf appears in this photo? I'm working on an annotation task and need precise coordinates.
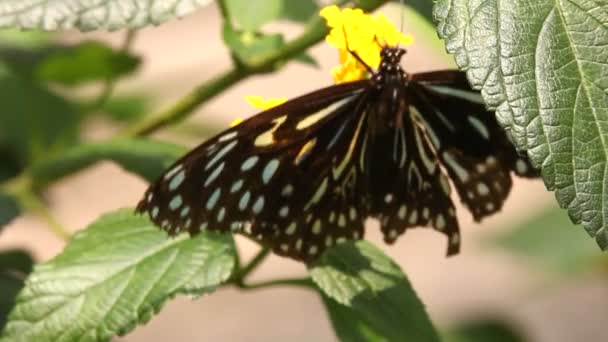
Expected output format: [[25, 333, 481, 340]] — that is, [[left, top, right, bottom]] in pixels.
[[30, 138, 186, 186], [0, 0, 214, 31], [310, 241, 439, 342], [435, 0, 608, 249], [0, 209, 236, 341], [321, 294, 386, 342]]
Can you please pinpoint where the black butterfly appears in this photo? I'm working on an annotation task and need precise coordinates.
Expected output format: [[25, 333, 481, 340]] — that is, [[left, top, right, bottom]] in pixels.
[[136, 46, 538, 263]]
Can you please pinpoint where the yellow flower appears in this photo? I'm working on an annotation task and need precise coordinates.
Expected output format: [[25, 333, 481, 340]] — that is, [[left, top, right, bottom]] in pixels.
[[245, 96, 287, 110], [230, 117, 243, 127], [234, 96, 288, 127], [320, 5, 414, 83]]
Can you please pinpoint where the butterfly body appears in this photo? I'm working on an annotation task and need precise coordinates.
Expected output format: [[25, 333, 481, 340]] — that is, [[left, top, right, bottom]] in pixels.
[[137, 46, 537, 263]]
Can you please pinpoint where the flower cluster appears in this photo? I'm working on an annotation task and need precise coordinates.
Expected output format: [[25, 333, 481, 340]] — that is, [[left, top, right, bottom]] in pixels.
[[244, 5, 412, 112], [320, 5, 413, 83], [245, 96, 287, 110]]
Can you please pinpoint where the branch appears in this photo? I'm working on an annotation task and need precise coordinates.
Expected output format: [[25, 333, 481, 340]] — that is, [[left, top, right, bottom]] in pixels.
[[234, 277, 315, 291]]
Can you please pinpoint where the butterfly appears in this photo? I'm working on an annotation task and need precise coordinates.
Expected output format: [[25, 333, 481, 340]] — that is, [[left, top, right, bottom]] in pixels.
[[136, 45, 538, 263]]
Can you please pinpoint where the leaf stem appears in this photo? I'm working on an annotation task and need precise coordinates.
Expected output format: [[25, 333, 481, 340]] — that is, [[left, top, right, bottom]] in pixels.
[[240, 247, 271, 279], [235, 277, 315, 291]]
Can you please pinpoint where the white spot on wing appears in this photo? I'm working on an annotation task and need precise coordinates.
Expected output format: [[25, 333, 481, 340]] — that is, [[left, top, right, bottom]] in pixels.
[[516, 159, 528, 174], [477, 183, 490, 196], [442, 152, 469, 182], [206, 188, 221, 210], [252, 196, 265, 214], [204, 162, 225, 187], [241, 156, 259, 171], [262, 159, 280, 184], [205, 140, 237, 171], [168, 170, 185, 191], [169, 195, 182, 211], [218, 131, 237, 142], [164, 164, 183, 180]]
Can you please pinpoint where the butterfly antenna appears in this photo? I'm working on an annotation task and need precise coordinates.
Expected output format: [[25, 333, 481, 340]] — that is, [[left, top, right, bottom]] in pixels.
[[342, 26, 375, 75], [399, 0, 405, 39], [373, 35, 384, 49]]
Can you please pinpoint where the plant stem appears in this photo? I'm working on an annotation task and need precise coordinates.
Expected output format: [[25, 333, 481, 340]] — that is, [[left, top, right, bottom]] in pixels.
[[85, 29, 138, 112], [235, 247, 271, 282], [18, 190, 71, 241], [235, 277, 315, 291], [120, 67, 243, 137]]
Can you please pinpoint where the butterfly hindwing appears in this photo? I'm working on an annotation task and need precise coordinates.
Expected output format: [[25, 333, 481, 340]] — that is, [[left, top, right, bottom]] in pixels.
[[407, 70, 538, 221], [137, 81, 371, 262]]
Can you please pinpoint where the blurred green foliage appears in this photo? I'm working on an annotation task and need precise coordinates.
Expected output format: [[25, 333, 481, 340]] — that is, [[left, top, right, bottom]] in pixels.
[[491, 205, 605, 275]]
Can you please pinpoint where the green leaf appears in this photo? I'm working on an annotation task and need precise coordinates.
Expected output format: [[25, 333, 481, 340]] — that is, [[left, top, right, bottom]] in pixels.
[[321, 294, 386, 342], [442, 319, 527, 342], [0, 73, 80, 164], [0, 209, 236, 341], [294, 52, 320, 68], [222, 24, 285, 65], [280, 0, 319, 23], [0, 0, 214, 31], [0, 249, 34, 275], [402, 0, 433, 23], [0, 145, 22, 182], [37, 41, 140, 86], [0, 193, 19, 232], [30, 138, 186, 186], [0, 29, 51, 48], [490, 206, 603, 274], [310, 241, 440, 342], [0, 41, 140, 84], [225, 0, 283, 30], [98, 94, 151, 122], [0, 273, 24, 332], [435, 0, 608, 250]]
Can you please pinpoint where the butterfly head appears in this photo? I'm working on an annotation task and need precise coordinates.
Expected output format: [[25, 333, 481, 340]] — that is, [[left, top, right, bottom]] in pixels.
[[373, 46, 408, 87]]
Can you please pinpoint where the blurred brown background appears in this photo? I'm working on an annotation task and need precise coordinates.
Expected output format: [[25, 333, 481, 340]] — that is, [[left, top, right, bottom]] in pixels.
[[1, 3, 607, 341]]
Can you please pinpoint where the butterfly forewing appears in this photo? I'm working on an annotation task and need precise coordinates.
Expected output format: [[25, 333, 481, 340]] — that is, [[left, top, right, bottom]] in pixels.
[[137, 81, 372, 261]]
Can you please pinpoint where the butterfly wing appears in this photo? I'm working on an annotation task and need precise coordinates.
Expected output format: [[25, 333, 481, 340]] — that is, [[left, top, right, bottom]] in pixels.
[[368, 104, 461, 255], [137, 80, 373, 262], [407, 70, 538, 221]]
